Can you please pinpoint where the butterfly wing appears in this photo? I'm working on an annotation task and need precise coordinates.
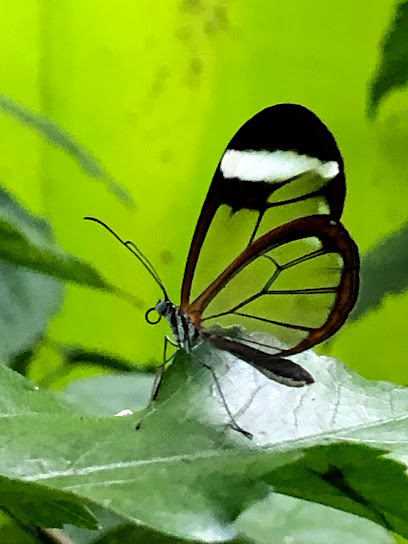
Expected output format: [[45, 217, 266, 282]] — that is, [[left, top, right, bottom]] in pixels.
[[187, 215, 359, 385], [181, 104, 345, 309], [186, 214, 359, 358], [200, 332, 315, 387]]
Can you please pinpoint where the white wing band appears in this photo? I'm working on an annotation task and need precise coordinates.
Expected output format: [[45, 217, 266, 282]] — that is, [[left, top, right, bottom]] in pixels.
[[221, 149, 339, 183]]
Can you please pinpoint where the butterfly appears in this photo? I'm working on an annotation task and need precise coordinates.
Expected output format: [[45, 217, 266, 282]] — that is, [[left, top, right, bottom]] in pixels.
[[86, 103, 359, 437]]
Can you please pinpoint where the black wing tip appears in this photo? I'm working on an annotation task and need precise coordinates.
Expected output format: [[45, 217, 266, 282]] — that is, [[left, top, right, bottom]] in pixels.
[[273, 362, 315, 387], [304, 372, 315, 385], [278, 360, 315, 387], [206, 332, 316, 387]]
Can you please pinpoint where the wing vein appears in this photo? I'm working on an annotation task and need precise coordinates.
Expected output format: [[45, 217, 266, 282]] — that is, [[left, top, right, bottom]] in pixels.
[[233, 312, 314, 331], [281, 248, 328, 270], [265, 287, 338, 295]]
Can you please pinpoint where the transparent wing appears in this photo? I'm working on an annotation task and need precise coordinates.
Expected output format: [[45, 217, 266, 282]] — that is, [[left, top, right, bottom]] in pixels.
[[186, 216, 359, 357], [181, 104, 345, 309]]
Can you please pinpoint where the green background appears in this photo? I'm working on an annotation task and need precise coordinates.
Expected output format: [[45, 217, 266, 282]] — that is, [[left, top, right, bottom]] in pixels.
[[0, 0, 399, 378], [0, 0, 407, 540]]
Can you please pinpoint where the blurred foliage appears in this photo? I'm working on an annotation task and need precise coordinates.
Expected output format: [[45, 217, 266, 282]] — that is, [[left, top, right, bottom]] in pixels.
[[368, 1, 408, 116], [0, 93, 132, 204], [0, 186, 112, 292], [351, 222, 408, 321], [0, 0, 408, 542]]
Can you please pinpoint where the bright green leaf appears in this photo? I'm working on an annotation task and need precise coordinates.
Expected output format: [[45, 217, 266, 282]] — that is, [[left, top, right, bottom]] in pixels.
[[0, 512, 38, 544]]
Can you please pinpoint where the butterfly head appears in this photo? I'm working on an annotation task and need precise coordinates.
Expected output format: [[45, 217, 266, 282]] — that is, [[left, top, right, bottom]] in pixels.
[[146, 299, 198, 353], [145, 299, 172, 325]]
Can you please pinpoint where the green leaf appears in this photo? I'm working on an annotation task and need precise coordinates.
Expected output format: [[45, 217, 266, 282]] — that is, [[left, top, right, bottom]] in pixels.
[[63, 503, 233, 544], [368, 1, 408, 117], [63, 373, 155, 416], [0, 373, 98, 532], [8, 346, 37, 375], [350, 221, 408, 321], [236, 493, 394, 544], [0, 93, 132, 205], [92, 524, 250, 544], [0, 512, 38, 544], [1, 336, 408, 540], [59, 345, 154, 373], [0, 260, 62, 363], [0, 187, 66, 363], [0, 185, 127, 295], [0, 477, 98, 531]]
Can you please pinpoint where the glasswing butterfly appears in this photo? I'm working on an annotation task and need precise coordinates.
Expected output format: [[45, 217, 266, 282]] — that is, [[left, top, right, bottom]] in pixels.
[[86, 103, 359, 437]]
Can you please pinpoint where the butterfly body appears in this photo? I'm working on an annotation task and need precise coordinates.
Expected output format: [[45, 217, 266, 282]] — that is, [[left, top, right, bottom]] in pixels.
[[154, 299, 199, 353]]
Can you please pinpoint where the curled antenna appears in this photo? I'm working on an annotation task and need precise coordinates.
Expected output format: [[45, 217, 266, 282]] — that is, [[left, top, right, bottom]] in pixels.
[[84, 216, 168, 300]]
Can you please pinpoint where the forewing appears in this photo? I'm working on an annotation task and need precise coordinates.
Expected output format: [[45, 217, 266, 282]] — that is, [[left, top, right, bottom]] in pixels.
[[186, 215, 359, 357], [181, 104, 345, 308]]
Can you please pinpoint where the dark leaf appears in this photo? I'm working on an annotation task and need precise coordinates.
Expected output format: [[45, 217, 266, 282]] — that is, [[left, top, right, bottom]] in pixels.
[[60, 345, 154, 373], [350, 220, 408, 321], [368, 1, 408, 116], [0, 186, 119, 293], [8, 346, 37, 375]]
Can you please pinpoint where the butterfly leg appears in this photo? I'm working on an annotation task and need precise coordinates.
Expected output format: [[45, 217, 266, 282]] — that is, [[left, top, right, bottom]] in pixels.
[[198, 360, 253, 439], [135, 335, 177, 430]]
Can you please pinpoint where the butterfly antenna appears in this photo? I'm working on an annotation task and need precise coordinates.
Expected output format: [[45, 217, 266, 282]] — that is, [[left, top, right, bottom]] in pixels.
[[84, 216, 169, 300]]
